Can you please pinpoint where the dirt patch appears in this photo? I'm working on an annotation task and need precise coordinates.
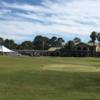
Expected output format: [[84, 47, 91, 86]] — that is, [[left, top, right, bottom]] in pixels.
[[42, 64, 100, 72]]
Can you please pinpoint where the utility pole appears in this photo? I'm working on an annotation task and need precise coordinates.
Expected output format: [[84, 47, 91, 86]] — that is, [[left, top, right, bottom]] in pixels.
[[42, 40, 44, 50]]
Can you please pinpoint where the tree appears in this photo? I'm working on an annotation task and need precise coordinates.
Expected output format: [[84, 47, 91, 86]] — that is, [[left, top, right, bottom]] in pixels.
[[90, 31, 97, 56], [33, 35, 49, 50], [90, 31, 97, 46], [49, 36, 57, 47], [0, 37, 3, 45], [20, 41, 34, 50], [4, 39, 17, 49], [33, 35, 65, 50], [97, 33, 100, 44], [97, 33, 100, 52], [73, 37, 81, 44], [67, 40, 75, 50], [57, 38, 65, 47], [49, 37, 64, 47]]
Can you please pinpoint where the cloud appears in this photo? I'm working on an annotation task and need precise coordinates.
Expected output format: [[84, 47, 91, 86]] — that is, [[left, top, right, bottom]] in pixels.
[[0, 0, 100, 42]]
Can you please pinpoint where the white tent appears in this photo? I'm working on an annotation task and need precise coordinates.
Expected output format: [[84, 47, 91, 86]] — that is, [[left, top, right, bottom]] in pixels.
[[0, 45, 14, 53]]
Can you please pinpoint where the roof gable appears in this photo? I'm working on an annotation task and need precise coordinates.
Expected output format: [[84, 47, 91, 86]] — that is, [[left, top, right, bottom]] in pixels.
[[75, 42, 90, 47]]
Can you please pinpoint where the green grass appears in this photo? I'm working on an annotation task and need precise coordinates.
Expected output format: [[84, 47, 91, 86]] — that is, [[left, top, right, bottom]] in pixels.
[[0, 56, 100, 100]]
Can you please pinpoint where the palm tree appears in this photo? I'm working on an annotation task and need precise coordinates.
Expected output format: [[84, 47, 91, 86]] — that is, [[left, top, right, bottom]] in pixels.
[[97, 33, 100, 44], [73, 37, 81, 44], [90, 31, 97, 56], [90, 31, 97, 46], [97, 33, 100, 52]]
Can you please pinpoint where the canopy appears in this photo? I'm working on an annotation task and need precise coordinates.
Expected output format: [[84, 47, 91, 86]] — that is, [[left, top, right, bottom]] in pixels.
[[0, 45, 14, 53]]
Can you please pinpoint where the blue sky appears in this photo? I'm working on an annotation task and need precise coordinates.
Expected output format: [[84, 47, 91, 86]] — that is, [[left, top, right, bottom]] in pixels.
[[0, 0, 100, 43]]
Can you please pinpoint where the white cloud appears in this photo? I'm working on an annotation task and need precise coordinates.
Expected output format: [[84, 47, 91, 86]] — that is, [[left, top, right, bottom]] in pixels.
[[0, 0, 100, 42], [1, 2, 53, 13]]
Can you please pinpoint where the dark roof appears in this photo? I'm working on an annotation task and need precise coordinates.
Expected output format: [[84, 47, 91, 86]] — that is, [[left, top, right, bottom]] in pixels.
[[75, 42, 90, 47]]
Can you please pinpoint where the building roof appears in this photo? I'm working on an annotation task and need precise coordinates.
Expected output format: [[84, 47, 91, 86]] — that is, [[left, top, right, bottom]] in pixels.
[[75, 42, 90, 47], [48, 47, 61, 51]]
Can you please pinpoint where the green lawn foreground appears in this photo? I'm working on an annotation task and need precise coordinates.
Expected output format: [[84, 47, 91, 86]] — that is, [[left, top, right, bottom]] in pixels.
[[0, 56, 100, 100]]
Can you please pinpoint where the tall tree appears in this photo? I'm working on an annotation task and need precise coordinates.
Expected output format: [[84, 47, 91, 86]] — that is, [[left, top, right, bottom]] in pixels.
[[90, 31, 97, 56], [90, 31, 97, 46], [97, 33, 100, 51], [97, 33, 100, 44], [49, 37, 64, 47], [57, 38, 65, 47], [33, 35, 49, 50], [73, 37, 81, 44], [4, 39, 17, 49], [0, 37, 3, 45], [49, 36, 57, 47], [20, 41, 34, 50], [67, 40, 75, 50]]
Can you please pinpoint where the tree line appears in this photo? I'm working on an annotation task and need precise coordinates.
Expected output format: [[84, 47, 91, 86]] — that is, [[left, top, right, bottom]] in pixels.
[[0, 31, 100, 50], [0, 36, 64, 50]]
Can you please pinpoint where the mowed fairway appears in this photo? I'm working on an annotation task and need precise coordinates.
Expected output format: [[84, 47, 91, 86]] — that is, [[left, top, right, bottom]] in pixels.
[[0, 56, 100, 100]]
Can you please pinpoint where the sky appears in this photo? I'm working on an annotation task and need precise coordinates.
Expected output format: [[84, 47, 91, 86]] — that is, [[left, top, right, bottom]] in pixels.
[[0, 0, 100, 43]]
